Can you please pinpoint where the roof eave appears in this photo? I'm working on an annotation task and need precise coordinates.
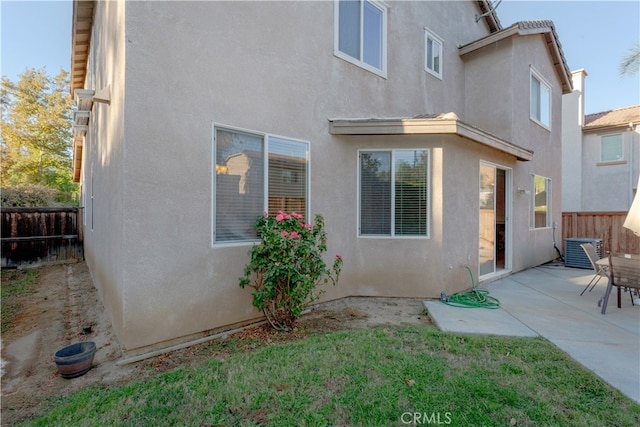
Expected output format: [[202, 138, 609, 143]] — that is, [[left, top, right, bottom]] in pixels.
[[459, 22, 573, 94], [328, 117, 533, 161], [476, 0, 502, 32], [70, 0, 95, 96]]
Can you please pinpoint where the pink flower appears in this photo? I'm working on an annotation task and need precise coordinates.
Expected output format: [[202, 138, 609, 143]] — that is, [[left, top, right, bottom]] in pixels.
[[291, 212, 304, 220], [303, 223, 313, 230], [336, 254, 343, 260], [263, 211, 269, 217], [281, 231, 289, 237], [289, 231, 300, 239], [276, 213, 285, 222]]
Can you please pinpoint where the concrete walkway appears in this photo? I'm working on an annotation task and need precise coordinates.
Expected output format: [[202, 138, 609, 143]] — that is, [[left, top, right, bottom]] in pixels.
[[424, 263, 640, 403]]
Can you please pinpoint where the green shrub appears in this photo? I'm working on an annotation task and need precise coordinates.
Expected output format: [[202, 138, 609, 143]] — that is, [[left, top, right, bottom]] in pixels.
[[0, 184, 78, 207], [240, 211, 343, 331], [1, 184, 58, 207]]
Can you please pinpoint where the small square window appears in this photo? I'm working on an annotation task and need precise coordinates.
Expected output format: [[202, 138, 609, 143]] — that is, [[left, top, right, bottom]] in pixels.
[[530, 68, 551, 128], [600, 134, 623, 162], [424, 29, 443, 79]]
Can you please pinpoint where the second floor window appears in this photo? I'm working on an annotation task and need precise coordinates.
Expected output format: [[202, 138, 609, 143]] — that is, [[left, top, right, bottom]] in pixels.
[[424, 29, 443, 79], [335, 0, 387, 76], [530, 68, 551, 128], [600, 134, 623, 162]]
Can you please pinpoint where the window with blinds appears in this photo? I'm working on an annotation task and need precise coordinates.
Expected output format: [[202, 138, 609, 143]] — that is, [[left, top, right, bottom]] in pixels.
[[359, 149, 429, 237], [268, 136, 308, 217], [214, 126, 309, 244]]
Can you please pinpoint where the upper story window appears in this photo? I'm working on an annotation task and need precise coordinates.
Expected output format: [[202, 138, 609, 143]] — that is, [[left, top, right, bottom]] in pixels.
[[213, 126, 309, 244], [424, 28, 443, 79], [530, 67, 551, 128], [600, 134, 623, 162], [359, 149, 430, 237], [335, 0, 387, 77], [531, 174, 551, 229]]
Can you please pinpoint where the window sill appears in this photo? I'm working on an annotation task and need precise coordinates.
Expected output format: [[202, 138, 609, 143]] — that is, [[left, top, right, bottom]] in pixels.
[[597, 160, 626, 166], [529, 226, 552, 231], [530, 117, 551, 131], [425, 68, 442, 80], [334, 51, 387, 79]]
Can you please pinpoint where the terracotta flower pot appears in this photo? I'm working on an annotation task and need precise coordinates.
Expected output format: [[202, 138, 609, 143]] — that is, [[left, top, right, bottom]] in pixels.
[[54, 341, 96, 379]]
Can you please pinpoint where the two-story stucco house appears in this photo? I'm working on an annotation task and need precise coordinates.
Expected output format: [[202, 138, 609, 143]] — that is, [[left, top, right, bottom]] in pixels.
[[562, 69, 639, 213], [70, 0, 572, 356]]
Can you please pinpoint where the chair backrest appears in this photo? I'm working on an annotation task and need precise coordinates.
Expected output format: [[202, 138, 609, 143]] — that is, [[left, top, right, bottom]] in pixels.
[[609, 255, 640, 290], [580, 243, 601, 270]]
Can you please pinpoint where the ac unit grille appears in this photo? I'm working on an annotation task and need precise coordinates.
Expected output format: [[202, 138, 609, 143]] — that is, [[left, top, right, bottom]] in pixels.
[[564, 238, 603, 269]]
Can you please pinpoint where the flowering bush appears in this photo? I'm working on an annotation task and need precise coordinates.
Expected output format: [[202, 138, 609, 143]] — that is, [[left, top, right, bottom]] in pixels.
[[239, 211, 343, 331]]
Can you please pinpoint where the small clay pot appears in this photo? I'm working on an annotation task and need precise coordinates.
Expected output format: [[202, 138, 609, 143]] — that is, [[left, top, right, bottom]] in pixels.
[[54, 341, 96, 379]]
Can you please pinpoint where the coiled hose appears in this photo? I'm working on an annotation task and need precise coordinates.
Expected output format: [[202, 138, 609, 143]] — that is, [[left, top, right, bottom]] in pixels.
[[440, 266, 500, 309]]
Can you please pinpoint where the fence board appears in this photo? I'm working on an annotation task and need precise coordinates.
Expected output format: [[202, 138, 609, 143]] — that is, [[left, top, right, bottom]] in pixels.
[[1, 208, 84, 268], [562, 212, 640, 256]]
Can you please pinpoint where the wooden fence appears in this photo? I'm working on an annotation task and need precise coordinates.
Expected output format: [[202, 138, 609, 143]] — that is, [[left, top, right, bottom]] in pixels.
[[1, 207, 84, 268], [562, 211, 640, 255]]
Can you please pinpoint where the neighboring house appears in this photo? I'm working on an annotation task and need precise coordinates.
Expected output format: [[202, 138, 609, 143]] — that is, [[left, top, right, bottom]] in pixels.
[[562, 70, 639, 213], [70, 0, 572, 356]]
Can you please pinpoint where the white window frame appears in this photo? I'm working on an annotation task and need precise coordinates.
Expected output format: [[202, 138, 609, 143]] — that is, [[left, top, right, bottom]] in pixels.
[[530, 174, 551, 229], [530, 67, 551, 129], [600, 133, 624, 163], [212, 124, 310, 246], [334, 0, 388, 78], [424, 28, 443, 79], [357, 148, 430, 238]]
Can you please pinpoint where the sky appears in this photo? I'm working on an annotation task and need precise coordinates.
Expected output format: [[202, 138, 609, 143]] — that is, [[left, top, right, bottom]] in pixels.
[[0, 0, 638, 115]]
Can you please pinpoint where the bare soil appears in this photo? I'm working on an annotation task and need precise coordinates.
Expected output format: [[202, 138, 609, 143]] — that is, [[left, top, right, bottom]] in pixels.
[[1, 261, 429, 425]]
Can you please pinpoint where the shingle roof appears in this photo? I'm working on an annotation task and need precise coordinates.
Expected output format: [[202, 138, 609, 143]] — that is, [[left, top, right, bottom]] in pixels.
[[584, 105, 640, 130]]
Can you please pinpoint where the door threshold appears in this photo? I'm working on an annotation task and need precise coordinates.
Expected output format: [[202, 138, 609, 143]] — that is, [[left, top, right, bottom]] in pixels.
[[479, 269, 512, 285]]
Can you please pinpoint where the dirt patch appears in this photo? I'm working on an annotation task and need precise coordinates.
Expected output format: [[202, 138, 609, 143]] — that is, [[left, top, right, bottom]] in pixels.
[[1, 262, 429, 425]]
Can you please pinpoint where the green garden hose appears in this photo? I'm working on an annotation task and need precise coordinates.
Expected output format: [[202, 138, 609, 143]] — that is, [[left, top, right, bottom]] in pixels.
[[440, 266, 500, 309]]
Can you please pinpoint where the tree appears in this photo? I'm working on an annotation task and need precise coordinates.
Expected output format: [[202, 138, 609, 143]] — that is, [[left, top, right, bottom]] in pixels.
[[619, 43, 640, 75], [1, 68, 76, 198]]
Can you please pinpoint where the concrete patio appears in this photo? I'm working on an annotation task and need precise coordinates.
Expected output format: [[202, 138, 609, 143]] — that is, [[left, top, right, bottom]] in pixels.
[[424, 262, 640, 403]]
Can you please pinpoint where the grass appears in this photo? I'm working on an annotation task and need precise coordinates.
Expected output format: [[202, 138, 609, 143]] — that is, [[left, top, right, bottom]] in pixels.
[[1, 268, 38, 333], [24, 326, 640, 427]]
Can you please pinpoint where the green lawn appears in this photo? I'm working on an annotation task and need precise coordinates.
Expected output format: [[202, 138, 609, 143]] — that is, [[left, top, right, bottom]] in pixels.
[[25, 326, 640, 426]]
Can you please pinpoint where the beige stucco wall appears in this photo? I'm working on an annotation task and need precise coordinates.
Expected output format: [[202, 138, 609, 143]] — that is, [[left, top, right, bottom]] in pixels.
[[82, 1, 566, 353], [81, 0, 127, 341], [581, 129, 639, 211], [561, 70, 586, 212], [462, 32, 564, 271]]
